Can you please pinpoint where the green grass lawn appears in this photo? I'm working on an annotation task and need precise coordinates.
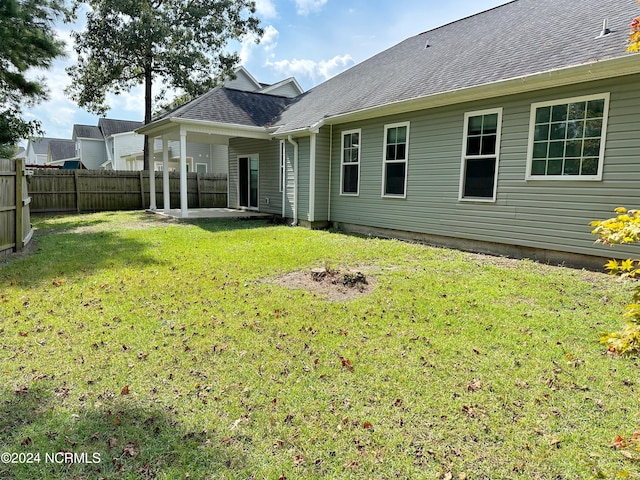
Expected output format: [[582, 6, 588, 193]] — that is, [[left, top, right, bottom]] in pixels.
[[0, 211, 638, 479]]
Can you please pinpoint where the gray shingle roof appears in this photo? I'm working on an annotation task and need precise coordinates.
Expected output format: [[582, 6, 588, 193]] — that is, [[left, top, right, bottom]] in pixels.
[[158, 87, 293, 128], [273, 0, 636, 133], [49, 140, 77, 162], [73, 124, 103, 139], [143, 0, 637, 137], [29, 137, 67, 155], [98, 118, 143, 138]]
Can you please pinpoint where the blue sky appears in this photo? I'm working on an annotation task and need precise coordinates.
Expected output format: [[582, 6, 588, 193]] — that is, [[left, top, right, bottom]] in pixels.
[[23, 0, 510, 143]]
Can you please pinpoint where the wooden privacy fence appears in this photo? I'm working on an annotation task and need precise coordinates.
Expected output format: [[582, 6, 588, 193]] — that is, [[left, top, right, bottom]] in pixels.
[[29, 170, 228, 213], [0, 158, 33, 256]]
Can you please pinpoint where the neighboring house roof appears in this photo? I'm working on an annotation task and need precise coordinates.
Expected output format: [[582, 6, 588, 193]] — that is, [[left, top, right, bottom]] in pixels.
[[13, 147, 26, 159], [49, 140, 77, 162], [156, 87, 294, 128], [28, 137, 65, 155], [273, 0, 637, 133], [73, 124, 103, 140], [98, 118, 143, 138]]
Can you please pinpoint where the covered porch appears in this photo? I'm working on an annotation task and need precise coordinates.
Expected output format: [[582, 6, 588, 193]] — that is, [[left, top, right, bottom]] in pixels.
[[137, 117, 272, 219]]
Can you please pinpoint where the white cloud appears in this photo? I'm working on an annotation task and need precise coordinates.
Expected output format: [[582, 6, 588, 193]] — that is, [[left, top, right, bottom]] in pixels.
[[294, 0, 328, 15], [240, 24, 279, 64], [262, 25, 279, 50], [266, 54, 354, 84], [106, 87, 145, 117], [255, 0, 277, 18]]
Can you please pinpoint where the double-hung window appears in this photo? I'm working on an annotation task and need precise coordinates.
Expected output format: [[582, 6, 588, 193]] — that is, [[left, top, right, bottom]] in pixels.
[[383, 122, 409, 197], [527, 93, 609, 180], [341, 129, 361, 195], [459, 108, 502, 201]]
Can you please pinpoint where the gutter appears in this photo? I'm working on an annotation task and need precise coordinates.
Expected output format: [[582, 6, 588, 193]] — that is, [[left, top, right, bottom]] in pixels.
[[287, 135, 299, 226], [136, 117, 272, 139]]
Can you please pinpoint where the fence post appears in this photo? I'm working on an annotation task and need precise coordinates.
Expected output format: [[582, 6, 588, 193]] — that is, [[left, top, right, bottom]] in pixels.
[[139, 170, 145, 209], [74, 170, 80, 213], [196, 172, 202, 207], [15, 159, 23, 252]]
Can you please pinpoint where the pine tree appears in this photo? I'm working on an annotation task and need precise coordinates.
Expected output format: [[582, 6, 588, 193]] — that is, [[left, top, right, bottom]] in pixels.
[[0, 0, 70, 146]]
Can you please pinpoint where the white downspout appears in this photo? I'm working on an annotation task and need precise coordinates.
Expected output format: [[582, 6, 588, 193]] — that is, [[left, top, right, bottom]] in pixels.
[[308, 132, 316, 223], [280, 140, 286, 219], [328, 124, 333, 223], [287, 135, 299, 226]]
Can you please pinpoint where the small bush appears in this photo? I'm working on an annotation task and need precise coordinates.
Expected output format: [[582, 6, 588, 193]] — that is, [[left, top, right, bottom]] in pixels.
[[591, 207, 640, 355]]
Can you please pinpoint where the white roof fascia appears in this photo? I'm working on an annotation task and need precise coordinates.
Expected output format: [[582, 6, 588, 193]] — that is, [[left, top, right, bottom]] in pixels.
[[271, 126, 313, 139], [137, 117, 272, 140], [110, 131, 140, 139]]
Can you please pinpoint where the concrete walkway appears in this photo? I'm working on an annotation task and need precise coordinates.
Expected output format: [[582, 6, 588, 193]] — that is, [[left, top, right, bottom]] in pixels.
[[147, 208, 273, 220]]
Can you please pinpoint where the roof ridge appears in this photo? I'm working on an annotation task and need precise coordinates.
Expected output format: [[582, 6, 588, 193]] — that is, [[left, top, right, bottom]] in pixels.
[[417, 0, 518, 37]]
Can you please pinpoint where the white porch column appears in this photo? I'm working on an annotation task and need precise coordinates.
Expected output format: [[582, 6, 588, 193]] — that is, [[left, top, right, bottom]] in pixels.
[[148, 136, 157, 210], [162, 136, 170, 214], [179, 127, 188, 218]]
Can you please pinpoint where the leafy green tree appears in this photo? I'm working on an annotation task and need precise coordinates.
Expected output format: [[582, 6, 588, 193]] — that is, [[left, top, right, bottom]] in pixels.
[[0, 0, 70, 148], [0, 144, 17, 159], [66, 0, 263, 169]]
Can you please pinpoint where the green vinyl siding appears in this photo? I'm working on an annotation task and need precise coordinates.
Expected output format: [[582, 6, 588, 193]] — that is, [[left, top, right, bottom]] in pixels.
[[313, 127, 331, 222], [296, 137, 310, 221], [329, 74, 640, 260], [282, 141, 294, 218], [228, 138, 281, 214]]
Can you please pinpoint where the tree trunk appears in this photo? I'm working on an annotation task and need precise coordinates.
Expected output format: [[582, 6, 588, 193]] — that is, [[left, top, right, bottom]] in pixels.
[[143, 63, 153, 171]]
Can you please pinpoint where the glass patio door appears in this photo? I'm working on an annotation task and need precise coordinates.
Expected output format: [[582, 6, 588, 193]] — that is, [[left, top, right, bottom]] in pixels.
[[239, 155, 259, 209]]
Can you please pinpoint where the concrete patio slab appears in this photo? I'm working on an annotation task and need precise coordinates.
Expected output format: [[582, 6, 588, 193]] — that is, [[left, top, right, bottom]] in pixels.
[[147, 208, 273, 220]]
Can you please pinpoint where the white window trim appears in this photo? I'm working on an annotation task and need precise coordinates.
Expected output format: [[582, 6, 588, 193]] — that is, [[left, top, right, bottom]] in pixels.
[[195, 162, 208, 173], [459, 108, 503, 203], [525, 92, 610, 181], [340, 128, 361, 196], [382, 121, 410, 199]]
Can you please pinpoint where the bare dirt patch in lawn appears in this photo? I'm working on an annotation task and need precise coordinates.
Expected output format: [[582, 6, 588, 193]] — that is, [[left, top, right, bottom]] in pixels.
[[271, 267, 375, 301]]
